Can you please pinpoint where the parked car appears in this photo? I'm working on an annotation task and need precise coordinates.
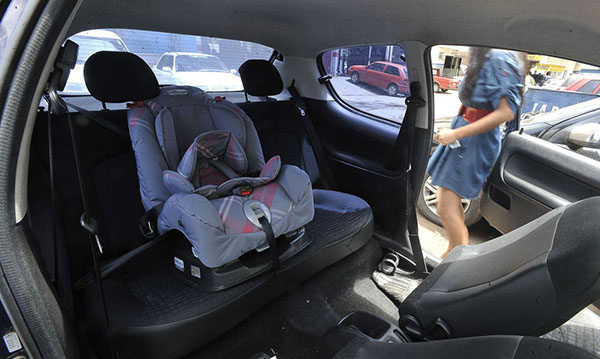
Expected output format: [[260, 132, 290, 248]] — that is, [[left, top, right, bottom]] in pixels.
[[418, 97, 600, 228], [153, 52, 243, 92], [432, 68, 461, 93], [61, 30, 129, 94], [348, 61, 409, 96]]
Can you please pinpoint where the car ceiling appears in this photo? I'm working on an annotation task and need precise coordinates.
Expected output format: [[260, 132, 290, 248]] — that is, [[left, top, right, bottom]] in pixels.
[[67, 0, 600, 65]]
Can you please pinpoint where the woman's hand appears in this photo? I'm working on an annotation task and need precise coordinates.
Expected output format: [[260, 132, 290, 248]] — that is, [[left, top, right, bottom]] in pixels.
[[434, 128, 460, 146]]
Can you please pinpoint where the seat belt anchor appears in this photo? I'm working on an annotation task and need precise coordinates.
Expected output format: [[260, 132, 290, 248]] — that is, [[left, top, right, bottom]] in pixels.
[[80, 213, 104, 254], [297, 106, 306, 117]]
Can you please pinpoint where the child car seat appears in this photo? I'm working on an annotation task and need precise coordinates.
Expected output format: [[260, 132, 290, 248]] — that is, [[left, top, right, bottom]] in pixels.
[[84, 51, 314, 276]]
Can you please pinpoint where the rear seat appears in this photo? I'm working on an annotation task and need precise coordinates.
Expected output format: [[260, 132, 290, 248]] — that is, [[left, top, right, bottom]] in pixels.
[[29, 54, 374, 358]]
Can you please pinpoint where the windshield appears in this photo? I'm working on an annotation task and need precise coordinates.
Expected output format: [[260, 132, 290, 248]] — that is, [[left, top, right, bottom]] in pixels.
[[70, 36, 128, 64], [176, 55, 228, 72]]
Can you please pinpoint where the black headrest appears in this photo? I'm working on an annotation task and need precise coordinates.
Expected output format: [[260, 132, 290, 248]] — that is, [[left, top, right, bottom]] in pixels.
[[84, 51, 160, 103], [238, 59, 283, 96]]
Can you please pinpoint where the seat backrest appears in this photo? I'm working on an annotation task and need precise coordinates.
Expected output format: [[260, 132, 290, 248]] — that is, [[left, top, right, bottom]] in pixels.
[[129, 86, 266, 210], [399, 196, 600, 340], [84, 51, 266, 210]]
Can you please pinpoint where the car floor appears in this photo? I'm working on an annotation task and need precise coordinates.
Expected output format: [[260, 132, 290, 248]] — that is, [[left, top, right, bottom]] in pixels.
[[185, 239, 399, 359]]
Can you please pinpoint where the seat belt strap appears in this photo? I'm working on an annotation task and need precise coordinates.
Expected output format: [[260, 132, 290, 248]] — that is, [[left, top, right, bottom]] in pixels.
[[288, 82, 339, 190], [258, 216, 280, 271], [63, 100, 129, 139], [387, 82, 428, 276], [46, 90, 117, 358]]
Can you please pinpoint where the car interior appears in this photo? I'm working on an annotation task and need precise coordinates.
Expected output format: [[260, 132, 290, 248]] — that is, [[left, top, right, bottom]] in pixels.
[[2, 1, 600, 359]]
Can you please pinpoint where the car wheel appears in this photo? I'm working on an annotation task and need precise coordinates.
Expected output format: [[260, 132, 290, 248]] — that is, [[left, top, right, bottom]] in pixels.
[[416, 174, 483, 227], [441, 89, 448, 93], [433, 82, 440, 93], [387, 83, 398, 96], [351, 72, 360, 83]]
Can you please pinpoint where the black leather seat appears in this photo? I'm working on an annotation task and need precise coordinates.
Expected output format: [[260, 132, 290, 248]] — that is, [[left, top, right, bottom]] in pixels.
[[399, 197, 600, 340], [332, 335, 598, 359]]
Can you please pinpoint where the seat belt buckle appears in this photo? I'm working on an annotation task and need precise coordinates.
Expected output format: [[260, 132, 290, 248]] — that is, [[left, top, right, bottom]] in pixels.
[[296, 106, 306, 117], [80, 213, 104, 254], [234, 185, 253, 197], [138, 220, 156, 239]]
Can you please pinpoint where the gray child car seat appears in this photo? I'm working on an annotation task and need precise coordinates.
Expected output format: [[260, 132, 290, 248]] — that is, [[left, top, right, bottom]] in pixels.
[[85, 51, 314, 274]]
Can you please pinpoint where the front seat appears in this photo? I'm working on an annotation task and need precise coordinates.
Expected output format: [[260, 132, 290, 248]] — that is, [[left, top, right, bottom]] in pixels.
[[399, 197, 600, 340], [332, 335, 598, 359], [85, 51, 314, 270]]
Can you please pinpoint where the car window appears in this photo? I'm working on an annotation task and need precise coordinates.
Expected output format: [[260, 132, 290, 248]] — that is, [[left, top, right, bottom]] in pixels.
[[156, 55, 174, 71], [366, 63, 385, 72], [176, 55, 229, 72], [320, 45, 409, 123], [577, 80, 600, 94], [385, 66, 400, 76], [61, 29, 273, 98]]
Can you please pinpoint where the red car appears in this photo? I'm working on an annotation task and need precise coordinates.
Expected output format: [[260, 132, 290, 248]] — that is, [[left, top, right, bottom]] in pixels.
[[432, 68, 461, 92], [349, 61, 409, 96]]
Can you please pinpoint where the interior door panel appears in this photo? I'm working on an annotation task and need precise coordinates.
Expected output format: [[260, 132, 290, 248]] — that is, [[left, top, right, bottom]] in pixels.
[[305, 98, 410, 233], [481, 132, 600, 233]]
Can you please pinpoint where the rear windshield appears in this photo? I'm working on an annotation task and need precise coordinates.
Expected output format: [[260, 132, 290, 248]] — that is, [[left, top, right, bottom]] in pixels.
[[61, 29, 274, 96]]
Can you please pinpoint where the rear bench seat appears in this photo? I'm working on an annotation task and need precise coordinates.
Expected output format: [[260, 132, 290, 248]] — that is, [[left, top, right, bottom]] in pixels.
[[29, 68, 373, 358]]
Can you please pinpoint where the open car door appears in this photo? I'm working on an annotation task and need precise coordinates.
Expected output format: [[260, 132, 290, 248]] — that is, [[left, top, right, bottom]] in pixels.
[[480, 131, 600, 234]]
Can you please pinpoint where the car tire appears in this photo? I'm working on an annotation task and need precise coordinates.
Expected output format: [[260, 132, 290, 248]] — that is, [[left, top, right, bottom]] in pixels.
[[417, 173, 483, 227], [387, 83, 398, 96], [441, 88, 448, 93], [433, 82, 440, 93], [351, 72, 360, 83]]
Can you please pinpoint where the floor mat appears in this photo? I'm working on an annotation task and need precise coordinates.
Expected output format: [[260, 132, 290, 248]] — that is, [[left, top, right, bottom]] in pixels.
[[186, 240, 397, 359], [542, 307, 600, 356]]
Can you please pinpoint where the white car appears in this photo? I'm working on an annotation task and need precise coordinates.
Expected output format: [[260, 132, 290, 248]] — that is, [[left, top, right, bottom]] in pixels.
[[62, 30, 129, 94], [154, 52, 243, 92]]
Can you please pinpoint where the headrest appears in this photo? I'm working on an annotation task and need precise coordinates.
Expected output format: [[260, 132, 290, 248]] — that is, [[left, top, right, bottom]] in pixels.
[[238, 59, 283, 96], [84, 51, 160, 103]]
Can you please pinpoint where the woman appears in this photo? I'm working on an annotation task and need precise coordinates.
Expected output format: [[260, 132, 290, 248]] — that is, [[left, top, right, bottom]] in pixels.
[[427, 47, 526, 259]]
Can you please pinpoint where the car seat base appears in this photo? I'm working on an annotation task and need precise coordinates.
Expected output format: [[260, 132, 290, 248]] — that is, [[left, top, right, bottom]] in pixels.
[[170, 227, 311, 291]]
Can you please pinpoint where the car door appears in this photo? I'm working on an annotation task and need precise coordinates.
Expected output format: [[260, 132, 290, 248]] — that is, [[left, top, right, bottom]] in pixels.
[[364, 63, 385, 88], [314, 44, 431, 238], [480, 131, 600, 233]]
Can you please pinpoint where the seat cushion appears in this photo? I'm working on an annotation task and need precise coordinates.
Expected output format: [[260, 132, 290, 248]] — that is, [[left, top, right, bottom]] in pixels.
[[333, 336, 598, 359], [84, 190, 373, 358]]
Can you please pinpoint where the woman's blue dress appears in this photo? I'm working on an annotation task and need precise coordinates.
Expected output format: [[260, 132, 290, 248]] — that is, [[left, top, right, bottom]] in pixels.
[[427, 50, 524, 199]]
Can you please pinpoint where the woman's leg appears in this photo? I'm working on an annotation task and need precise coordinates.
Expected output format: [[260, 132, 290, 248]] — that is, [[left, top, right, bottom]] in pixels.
[[437, 187, 469, 259]]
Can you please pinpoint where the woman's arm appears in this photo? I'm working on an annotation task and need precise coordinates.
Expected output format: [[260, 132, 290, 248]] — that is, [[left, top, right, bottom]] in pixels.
[[434, 96, 514, 146]]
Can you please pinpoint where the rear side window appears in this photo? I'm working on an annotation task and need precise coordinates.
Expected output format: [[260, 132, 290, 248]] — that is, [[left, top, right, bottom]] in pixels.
[[61, 29, 273, 96], [320, 45, 408, 124], [385, 66, 400, 76]]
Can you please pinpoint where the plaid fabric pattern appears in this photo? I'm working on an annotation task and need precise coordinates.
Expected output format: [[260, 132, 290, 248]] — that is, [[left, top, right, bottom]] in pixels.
[[213, 182, 293, 234]]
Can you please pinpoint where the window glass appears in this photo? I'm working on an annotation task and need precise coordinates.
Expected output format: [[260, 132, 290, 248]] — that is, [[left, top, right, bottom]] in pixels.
[[321, 45, 408, 123], [366, 63, 385, 72], [61, 29, 273, 96], [385, 66, 400, 76], [156, 55, 173, 71]]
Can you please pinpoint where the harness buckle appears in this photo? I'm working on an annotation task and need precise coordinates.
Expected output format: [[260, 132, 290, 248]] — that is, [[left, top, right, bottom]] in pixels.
[[234, 185, 253, 197]]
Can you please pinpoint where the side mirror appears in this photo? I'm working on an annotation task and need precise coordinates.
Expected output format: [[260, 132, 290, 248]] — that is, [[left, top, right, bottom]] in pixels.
[[161, 66, 173, 72], [230, 69, 237, 74], [567, 123, 600, 149]]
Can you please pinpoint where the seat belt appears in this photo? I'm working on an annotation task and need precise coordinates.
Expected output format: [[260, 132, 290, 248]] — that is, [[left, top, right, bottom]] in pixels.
[[288, 81, 339, 190], [46, 89, 117, 358], [386, 82, 428, 276], [62, 100, 129, 139]]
